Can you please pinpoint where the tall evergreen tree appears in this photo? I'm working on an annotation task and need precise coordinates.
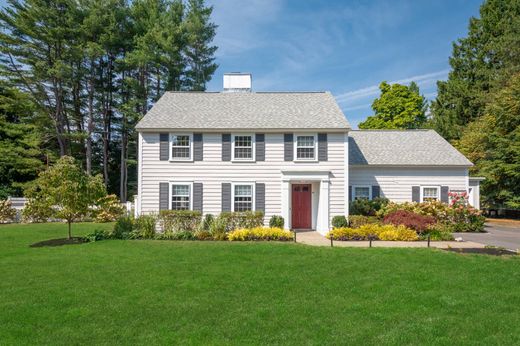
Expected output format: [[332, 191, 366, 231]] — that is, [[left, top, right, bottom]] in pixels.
[[430, 0, 520, 140]]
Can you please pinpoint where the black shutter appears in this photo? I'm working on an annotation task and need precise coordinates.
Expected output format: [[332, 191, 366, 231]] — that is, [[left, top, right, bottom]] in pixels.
[[349, 186, 352, 201], [255, 183, 265, 212], [193, 183, 203, 212], [284, 133, 293, 161], [222, 183, 231, 212], [318, 133, 328, 161], [441, 186, 449, 203], [412, 186, 420, 202], [372, 186, 380, 199], [159, 133, 169, 161], [159, 182, 169, 210], [256, 134, 265, 161], [222, 134, 231, 161], [193, 133, 203, 161]]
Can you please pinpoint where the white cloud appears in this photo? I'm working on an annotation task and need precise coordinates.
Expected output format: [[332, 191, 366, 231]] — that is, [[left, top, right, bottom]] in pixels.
[[335, 69, 449, 104]]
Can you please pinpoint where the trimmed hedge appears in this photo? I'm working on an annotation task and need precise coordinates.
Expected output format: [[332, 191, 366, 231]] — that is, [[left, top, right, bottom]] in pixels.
[[327, 224, 418, 241], [269, 215, 285, 229], [331, 215, 348, 229], [160, 210, 202, 233], [219, 211, 264, 231], [228, 227, 293, 241]]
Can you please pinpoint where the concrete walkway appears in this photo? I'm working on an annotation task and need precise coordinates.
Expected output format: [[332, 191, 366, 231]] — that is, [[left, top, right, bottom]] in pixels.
[[295, 230, 486, 249], [454, 219, 520, 251]]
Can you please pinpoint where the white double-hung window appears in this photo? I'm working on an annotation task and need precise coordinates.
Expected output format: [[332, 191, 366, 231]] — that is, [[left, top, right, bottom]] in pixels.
[[170, 183, 192, 210], [232, 183, 254, 211], [232, 134, 254, 161], [352, 186, 371, 201], [421, 186, 440, 202], [295, 134, 316, 160], [170, 134, 192, 160]]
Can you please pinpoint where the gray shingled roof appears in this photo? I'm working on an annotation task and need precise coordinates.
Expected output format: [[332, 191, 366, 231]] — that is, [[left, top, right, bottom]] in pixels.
[[349, 130, 473, 166], [135, 91, 350, 130]]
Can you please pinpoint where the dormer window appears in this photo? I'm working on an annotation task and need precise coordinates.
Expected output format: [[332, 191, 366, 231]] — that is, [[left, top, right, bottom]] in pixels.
[[170, 134, 192, 161]]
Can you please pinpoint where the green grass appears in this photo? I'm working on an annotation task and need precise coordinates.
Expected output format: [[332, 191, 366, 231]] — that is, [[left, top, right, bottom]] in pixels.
[[1, 223, 519, 345]]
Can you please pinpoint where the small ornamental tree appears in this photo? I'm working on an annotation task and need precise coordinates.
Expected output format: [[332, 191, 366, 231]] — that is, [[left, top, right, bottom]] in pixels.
[[25, 156, 106, 238]]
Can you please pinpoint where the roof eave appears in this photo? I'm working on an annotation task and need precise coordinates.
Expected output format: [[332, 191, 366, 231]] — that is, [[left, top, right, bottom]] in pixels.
[[136, 127, 351, 133]]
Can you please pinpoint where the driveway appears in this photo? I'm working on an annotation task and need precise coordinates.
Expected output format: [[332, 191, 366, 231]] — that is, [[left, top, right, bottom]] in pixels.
[[454, 219, 520, 251]]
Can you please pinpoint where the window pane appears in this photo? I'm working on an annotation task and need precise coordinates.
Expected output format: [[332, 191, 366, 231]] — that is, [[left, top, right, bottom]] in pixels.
[[297, 136, 314, 147], [234, 185, 252, 211], [171, 135, 191, 159], [234, 147, 252, 159], [297, 147, 315, 159], [235, 185, 252, 196], [172, 147, 190, 158], [172, 184, 190, 210], [423, 187, 438, 201], [172, 135, 190, 146], [234, 136, 252, 147], [354, 187, 370, 200]]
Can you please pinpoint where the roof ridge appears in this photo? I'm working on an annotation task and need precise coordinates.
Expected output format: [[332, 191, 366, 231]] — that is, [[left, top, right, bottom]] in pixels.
[[164, 91, 329, 94], [351, 129, 433, 132]]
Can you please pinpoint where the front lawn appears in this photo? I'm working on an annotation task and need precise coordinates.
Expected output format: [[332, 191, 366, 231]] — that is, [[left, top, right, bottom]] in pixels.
[[1, 223, 519, 345]]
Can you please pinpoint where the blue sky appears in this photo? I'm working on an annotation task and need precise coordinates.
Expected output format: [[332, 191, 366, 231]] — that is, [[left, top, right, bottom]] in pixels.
[[207, 0, 481, 127]]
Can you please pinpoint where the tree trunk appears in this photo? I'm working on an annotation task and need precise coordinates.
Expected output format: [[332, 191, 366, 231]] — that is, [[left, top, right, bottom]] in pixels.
[[86, 58, 95, 175], [67, 220, 72, 239]]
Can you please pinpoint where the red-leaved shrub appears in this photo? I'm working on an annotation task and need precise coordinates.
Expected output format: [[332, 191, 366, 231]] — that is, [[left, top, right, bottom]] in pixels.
[[383, 210, 435, 233]]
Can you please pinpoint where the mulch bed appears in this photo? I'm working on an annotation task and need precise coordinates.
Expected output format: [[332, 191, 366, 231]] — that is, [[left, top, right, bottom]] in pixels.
[[30, 237, 88, 248], [443, 247, 518, 256]]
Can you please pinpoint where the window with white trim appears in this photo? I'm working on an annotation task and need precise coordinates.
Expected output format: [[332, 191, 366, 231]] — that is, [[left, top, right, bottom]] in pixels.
[[295, 135, 316, 160], [232, 134, 254, 160], [170, 183, 191, 210], [353, 186, 371, 200], [421, 186, 440, 202], [233, 183, 254, 211], [170, 134, 192, 160]]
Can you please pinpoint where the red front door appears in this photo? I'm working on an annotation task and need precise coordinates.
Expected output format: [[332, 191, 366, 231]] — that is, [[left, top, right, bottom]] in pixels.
[[292, 184, 312, 229]]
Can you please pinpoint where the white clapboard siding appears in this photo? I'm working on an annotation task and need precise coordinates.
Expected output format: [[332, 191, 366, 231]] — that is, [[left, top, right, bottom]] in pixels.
[[140, 132, 346, 223], [349, 166, 468, 202]]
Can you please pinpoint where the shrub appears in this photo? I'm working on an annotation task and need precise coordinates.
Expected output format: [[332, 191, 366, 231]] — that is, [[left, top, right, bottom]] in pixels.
[[155, 230, 195, 240], [348, 215, 380, 229], [95, 194, 125, 222], [383, 210, 436, 234], [86, 229, 110, 242], [227, 227, 293, 241], [0, 200, 16, 223], [194, 229, 213, 240], [269, 215, 285, 229], [209, 216, 228, 240], [160, 210, 202, 233], [327, 224, 418, 241], [420, 227, 454, 241], [133, 214, 157, 239], [219, 211, 264, 231], [349, 197, 389, 216], [22, 199, 53, 223], [111, 216, 134, 239], [377, 226, 418, 241], [377, 200, 485, 233], [331, 215, 348, 228], [201, 213, 215, 231]]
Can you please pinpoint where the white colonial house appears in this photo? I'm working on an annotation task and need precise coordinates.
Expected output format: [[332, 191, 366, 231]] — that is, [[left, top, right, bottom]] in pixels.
[[135, 73, 480, 235]]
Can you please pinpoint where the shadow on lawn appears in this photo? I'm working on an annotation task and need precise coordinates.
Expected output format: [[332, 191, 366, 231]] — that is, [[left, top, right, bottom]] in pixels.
[[30, 237, 88, 248]]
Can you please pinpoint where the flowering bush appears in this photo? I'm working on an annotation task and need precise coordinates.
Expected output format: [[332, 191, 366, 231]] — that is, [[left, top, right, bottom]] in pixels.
[[383, 210, 436, 234], [327, 224, 418, 241], [227, 227, 293, 241], [95, 194, 125, 222], [377, 196, 485, 233], [348, 215, 380, 228], [0, 200, 16, 223]]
